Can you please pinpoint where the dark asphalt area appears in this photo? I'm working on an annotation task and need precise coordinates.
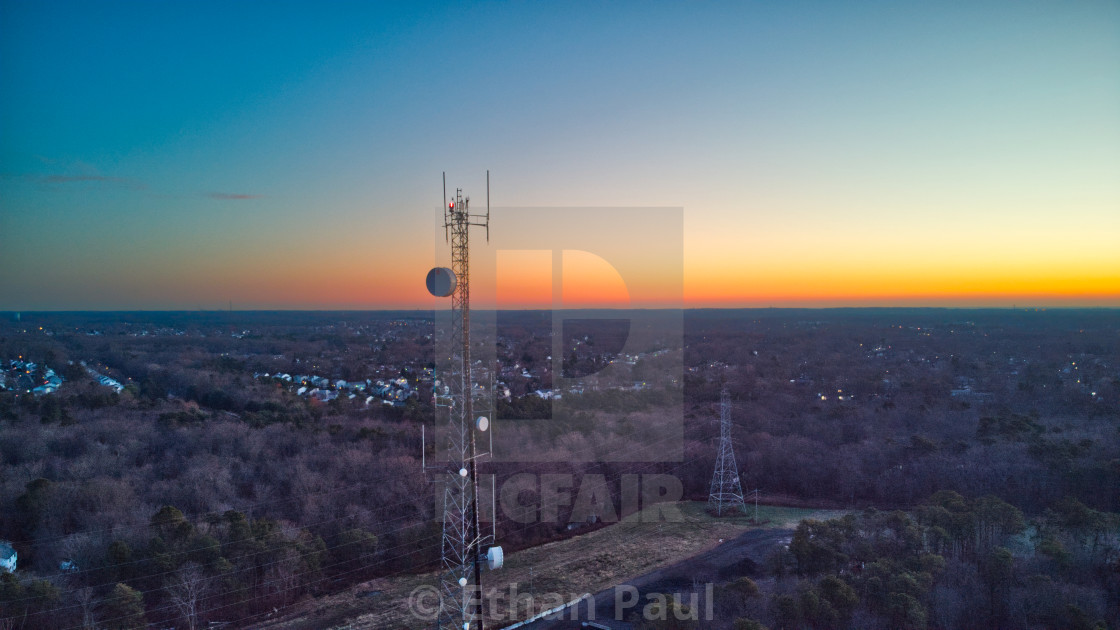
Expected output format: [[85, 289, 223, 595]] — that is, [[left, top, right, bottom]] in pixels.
[[511, 526, 793, 629]]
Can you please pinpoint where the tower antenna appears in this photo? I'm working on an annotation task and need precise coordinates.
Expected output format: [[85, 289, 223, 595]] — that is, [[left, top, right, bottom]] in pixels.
[[442, 172, 449, 242], [426, 172, 499, 630], [708, 388, 746, 516]]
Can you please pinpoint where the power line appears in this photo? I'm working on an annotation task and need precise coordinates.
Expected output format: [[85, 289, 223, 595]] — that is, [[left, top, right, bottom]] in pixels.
[[13, 386, 705, 627], [42, 428, 707, 630]]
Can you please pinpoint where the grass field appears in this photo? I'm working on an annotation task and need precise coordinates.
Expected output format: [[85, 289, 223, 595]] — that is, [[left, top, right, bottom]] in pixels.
[[256, 502, 847, 630]]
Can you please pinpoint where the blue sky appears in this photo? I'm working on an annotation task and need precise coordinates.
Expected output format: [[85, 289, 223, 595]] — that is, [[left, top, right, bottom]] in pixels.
[[2, 1, 1118, 309]]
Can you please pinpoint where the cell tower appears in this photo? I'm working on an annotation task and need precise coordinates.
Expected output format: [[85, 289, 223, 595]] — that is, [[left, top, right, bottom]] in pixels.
[[426, 172, 499, 630], [708, 388, 746, 516]]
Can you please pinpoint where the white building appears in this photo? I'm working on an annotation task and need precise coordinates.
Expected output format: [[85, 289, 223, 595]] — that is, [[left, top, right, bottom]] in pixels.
[[0, 541, 16, 573]]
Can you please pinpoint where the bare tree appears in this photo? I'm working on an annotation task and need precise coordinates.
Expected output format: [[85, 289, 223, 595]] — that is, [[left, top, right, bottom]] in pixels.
[[165, 562, 210, 630], [71, 586, 97, 630]]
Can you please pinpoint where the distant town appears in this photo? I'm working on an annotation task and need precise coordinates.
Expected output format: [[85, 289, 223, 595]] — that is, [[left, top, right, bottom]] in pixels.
[[1, 309, 1117, 629]]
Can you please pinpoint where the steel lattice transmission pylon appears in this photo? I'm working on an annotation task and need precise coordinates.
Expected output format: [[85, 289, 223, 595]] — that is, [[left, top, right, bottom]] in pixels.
[[708, 388, 746, 516], [431, 173, 492, 630]]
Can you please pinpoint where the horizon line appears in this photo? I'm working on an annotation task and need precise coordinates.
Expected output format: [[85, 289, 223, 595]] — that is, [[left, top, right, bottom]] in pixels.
[[3, 305, 1118, 314]]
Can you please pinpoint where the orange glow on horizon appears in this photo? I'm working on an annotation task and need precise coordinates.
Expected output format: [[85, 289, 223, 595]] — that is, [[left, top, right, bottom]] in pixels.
[[496, 250, 552, 308], [30, 234, 1114, 310], [562, 250, 631, 309], [171, 270, 1119, 310]]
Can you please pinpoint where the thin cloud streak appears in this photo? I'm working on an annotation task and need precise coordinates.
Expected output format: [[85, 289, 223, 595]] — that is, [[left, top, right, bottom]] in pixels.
[[34, 174, 146, 190], [44, 174, 127, 183], [207, 192, 263, 200]]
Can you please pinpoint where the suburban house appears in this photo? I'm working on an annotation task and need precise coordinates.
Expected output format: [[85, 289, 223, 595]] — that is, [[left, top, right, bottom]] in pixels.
[[0, 541, 16, 573]]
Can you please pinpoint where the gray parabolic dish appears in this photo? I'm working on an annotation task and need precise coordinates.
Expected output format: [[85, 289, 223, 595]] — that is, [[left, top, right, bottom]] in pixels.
[[426, 267, 457, 297]]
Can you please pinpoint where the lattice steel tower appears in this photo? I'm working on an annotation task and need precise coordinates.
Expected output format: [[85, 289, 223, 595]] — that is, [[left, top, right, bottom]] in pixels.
[[431, 173, 492, 630], [708, 388, 746, 516]]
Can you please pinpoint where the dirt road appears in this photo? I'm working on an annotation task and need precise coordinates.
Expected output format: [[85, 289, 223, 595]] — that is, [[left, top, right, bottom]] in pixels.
[[513, 526, 792, 629]]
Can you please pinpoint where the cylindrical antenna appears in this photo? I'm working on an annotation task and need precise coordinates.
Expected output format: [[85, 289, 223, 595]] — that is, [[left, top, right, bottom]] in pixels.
[[489, 365, 494, 457], [486, 170, 490, 242]]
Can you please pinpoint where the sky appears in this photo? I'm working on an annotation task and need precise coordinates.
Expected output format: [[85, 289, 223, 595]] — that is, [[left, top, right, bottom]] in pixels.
[[1, 0, 1118, 310]]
